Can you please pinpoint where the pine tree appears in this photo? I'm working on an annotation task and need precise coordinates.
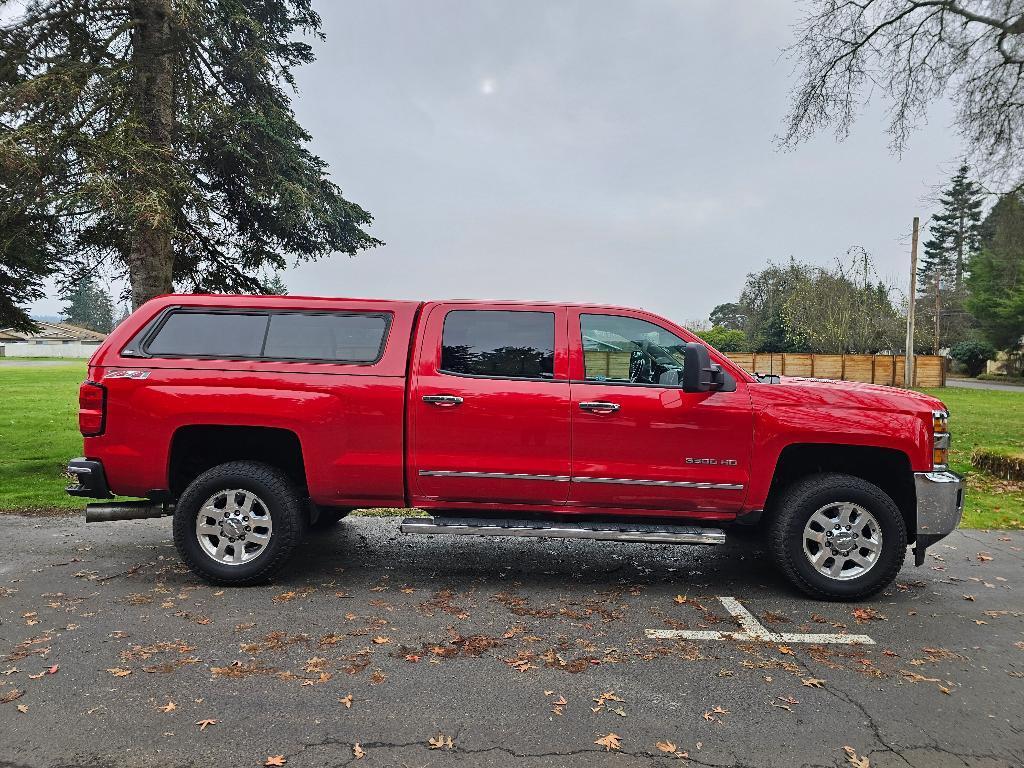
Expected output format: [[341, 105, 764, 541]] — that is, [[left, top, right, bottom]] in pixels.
[[61, 279, 115, 334], [966, 192, 1024, 351], [1, 1, 381, 315], [917, 164, 985, 352], [263, 273, 290, 296]]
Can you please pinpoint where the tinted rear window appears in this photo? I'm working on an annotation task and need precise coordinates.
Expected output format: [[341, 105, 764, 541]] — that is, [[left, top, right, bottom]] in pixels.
[[440, 310, 554, 379], [144, 310, 389, 362], [146, 312, 268, 358], [263, 313, 388, 362]]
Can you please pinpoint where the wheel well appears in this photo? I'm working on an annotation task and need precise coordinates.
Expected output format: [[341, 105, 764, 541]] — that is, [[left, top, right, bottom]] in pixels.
[[766, 444, 916, 541], [168, 426, 307, 498]]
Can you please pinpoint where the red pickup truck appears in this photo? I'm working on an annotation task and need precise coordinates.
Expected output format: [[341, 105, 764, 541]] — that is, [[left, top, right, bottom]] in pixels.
[[67, 294, 963, 599]]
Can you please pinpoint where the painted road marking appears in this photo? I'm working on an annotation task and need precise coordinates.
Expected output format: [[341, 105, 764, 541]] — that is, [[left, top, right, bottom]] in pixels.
[[645, 596, 875, 645]]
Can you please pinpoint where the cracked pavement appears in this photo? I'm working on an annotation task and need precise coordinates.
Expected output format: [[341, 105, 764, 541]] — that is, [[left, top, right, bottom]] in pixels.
[[0, 515, 1021, 767]]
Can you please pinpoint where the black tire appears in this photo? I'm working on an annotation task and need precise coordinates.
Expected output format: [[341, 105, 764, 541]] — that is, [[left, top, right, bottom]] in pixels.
[[173, 460, 306, 586], [768, 472, 906, 600], [311, 508, 352, 529]]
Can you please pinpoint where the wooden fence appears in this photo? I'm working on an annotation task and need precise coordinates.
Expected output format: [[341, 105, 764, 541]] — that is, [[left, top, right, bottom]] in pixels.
[[725, 353, 946, 388]]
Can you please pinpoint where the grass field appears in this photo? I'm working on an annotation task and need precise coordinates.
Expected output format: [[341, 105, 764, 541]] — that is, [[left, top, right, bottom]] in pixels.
[[1, 363, 1021, 528]]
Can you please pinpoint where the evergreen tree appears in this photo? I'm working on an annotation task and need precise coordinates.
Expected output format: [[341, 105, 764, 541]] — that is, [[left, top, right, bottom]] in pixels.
[[966, 192, 1024, 351], [1, 1, 381, 313], [263, 273, 290, 296], [61, 279, 115, 333], [917, 164, 986, 352]]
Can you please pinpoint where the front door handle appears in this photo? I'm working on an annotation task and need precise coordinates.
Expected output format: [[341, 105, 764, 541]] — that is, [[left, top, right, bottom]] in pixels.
[[422, 394, 464, 406], [579, 401, 620, 413]]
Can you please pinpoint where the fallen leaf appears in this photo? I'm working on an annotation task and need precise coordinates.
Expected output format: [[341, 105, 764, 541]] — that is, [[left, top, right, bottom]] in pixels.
[[552, 695, 567, 706], [962, 594, 976, 601], [196, 718, 218, 731], [843, 745, 870, 767], [16, 703, 29, 713], [673, 595, 687, 604], [777, 645, 793, 655], [404, 654, 421, 663], [106, 668, 132, 677], [353, 743, 365, 759], [158, 701, 177, 713], [594, 733, 622, 752], [1, 688, 25, 704], [265, 756, 286, 766], [428, 733, 454, 750], [853, 608, 885, 623], [656, 740, 677, 753], [977, 553, 993, 562], [339, 694, 353, 709], [372, 636, 390, 645], [801, 677, 826, 688]]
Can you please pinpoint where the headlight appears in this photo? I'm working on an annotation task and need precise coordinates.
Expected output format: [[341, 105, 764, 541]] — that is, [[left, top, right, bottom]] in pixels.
[[932, 410, 949, 469]]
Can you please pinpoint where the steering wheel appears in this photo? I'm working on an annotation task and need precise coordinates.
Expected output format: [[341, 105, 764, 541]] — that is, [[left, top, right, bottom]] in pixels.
[[629, 342, 654, 384]]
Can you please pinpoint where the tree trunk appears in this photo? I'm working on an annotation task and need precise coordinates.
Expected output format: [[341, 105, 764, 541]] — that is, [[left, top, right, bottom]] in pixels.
[[127, 0, 176, 309]]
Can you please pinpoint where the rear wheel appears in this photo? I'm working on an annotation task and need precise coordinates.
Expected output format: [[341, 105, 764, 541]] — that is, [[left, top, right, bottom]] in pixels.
[[173, 461, 306, 586], [768, 472, 906, 600]]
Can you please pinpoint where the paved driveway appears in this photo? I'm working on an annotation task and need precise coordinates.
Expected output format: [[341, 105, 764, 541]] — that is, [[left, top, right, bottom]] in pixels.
[[1, 515, 1021, 767], [947, 378, 1024, 392]]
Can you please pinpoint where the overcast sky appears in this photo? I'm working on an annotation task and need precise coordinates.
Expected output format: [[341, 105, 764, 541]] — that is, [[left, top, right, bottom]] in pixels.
[[31, 0, 964, 324]]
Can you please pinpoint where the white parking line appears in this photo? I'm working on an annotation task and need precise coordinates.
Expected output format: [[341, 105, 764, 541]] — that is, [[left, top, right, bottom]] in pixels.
[[645, 596, 875, 645]]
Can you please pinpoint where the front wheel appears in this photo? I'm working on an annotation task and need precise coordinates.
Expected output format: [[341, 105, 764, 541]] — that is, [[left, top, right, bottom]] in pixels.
[[768, 472, 906, 600], [173, 461, 306, 586]]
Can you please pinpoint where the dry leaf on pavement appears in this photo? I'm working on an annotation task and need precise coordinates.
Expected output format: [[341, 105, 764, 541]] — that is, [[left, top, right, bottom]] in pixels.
[[339, 694, 353, 708], [656, 741, 677, 753], [428, 733, 454, 750], [106, 668, 132, 677], [353, 743, 365, 759], [196, 718, 218, 731], [158, 701, 176, 713], [843, 745, 870, 767], [265, 756, 286, 766], [801, 677, 826, 688], [372, 636, 390, 645], [595, 733, 622, 752], [0, 689, 25, 704]]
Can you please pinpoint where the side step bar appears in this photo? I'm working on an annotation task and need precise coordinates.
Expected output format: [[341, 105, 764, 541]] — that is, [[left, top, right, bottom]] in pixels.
[[400, 516, 726, 545]]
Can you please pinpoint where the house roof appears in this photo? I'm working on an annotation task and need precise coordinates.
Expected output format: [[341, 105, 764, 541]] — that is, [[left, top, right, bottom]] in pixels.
[[0, 322, 107, 342]]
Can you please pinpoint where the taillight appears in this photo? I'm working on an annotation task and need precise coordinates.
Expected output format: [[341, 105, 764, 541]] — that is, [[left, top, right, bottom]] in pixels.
[[79, 381, 106, 436]]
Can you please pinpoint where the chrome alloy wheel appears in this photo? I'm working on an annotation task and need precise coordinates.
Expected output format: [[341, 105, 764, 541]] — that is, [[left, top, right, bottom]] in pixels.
[[195, 489, 273, 566], [802, 502, 883, 581]]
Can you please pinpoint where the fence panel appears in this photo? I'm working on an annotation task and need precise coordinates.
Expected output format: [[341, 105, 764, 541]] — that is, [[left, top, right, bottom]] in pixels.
[[723, 352, 946, 387]]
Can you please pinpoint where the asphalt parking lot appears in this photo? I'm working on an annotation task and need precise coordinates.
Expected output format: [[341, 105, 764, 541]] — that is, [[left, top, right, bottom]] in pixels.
[[1, 515, 1021, 768]]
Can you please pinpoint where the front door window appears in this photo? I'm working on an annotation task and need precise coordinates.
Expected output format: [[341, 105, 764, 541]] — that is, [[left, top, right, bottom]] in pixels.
[[581, 313, 686, 386]]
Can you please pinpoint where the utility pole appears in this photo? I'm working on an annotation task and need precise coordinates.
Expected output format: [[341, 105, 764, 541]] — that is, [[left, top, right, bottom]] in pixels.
[[905, 217, 919, 388]]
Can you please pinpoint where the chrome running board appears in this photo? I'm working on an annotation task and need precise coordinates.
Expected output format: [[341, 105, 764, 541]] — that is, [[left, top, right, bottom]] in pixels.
[[399, 516, 726, 545]]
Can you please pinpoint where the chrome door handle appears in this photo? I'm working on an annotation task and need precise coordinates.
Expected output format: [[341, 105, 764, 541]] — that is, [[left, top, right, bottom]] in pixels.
[[422, 394, 464, 406], [579, 401, 620, 413]]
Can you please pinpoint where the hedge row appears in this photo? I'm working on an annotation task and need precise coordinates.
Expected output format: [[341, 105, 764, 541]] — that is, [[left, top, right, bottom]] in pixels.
[[971, 449, 1024, 481]]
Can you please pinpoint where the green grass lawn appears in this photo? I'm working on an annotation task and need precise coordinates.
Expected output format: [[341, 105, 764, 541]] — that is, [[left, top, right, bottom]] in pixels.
[[1, 364, 1020, 528]]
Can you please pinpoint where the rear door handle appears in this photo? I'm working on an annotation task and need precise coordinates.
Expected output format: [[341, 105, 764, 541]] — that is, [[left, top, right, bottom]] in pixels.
[[422, 394, 464, 406], [579, 401, 620, 413]]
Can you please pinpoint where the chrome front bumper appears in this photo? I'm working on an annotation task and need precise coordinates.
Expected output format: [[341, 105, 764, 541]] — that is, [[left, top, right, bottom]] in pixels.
[[913, 470, 964, 564], [915, 470, 965, 535]]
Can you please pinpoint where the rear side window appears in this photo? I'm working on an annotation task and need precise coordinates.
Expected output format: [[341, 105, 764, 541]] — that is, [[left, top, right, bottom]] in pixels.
[[144, 310, 389, 363], [440, 310, 554, 379], [146, 312, 267, 358], [263, 313, 388, 362]]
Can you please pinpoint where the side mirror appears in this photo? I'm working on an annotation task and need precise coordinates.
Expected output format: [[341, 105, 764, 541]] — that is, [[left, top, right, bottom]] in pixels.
[[682, 342, 724, 392]]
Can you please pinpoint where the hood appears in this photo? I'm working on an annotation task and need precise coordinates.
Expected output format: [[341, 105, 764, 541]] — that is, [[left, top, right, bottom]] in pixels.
[[754, 375, 947, 414]]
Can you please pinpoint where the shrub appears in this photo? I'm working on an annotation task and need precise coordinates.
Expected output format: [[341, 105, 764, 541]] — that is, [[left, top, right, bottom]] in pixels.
[[971, 449, 1024, 481], [950, 340, 996, 377], [697, 326, 747, 353]]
